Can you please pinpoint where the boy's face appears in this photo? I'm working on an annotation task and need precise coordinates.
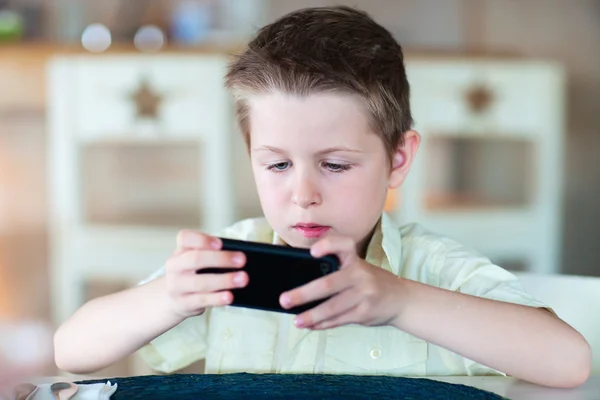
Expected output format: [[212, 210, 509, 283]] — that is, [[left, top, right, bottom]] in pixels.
[[248, 92, 417, 250]]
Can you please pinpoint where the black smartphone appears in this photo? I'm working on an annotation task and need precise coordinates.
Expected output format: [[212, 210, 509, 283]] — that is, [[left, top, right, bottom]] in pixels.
[[196, 237, 340, 314]]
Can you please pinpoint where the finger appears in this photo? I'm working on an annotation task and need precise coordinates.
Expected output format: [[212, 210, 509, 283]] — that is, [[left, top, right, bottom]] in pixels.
[[181, 291, 235, 311], [310, 236, 357, 267], [176, 271, 249, 294], [172, 248, 186, 257], [176, 230, 221, 251], [169, 249, 246, 273], [293, 288, 360, 328], [280, 269, 350, 310], [310, 305, 361, 330]]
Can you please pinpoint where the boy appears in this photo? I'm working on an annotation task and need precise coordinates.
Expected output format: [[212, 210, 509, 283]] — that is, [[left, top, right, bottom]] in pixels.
[[53, 6, 591, 388]]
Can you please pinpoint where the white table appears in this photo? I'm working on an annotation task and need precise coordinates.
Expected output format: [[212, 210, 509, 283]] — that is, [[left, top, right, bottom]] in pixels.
[[431, 376, 599, 399]]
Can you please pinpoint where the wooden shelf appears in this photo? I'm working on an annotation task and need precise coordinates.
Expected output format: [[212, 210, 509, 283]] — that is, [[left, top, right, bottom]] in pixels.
[[425, 193, 527, 212], [0, 42, 246, 59], [77, 135, 202, 145]]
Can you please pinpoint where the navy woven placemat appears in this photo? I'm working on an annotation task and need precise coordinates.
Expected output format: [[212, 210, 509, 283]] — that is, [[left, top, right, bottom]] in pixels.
[[77, 373, 508, 399]]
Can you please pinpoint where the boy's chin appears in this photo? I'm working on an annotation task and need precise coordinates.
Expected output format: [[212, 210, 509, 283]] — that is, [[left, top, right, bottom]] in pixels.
[[284, 237, 317, 249], [283, 231, 330, 249]]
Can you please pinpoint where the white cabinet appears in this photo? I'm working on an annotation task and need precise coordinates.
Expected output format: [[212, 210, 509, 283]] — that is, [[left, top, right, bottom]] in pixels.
[[69, 56, 232, 138], [395, 59, 565, 274], [47, 54, 236, 324]]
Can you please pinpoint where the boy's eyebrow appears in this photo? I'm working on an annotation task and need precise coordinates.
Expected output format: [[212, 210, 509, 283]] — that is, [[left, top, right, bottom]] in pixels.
[[251, 145, 286, 154], [317, 146, 363, 154]]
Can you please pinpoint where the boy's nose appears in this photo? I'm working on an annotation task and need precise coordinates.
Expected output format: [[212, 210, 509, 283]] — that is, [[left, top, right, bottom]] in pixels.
[[292, 176, 322, 208]]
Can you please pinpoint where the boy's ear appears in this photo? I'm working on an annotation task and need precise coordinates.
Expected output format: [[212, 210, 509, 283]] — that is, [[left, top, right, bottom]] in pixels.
[[388, 130, 420, 189]]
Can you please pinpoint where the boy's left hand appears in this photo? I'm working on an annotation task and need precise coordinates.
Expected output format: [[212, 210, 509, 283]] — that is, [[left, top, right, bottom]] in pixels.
[[279, 236, 406, 330]]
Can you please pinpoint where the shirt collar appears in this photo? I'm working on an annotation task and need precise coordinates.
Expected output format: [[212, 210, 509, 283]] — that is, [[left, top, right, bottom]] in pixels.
[[364, 212, 402, 275], [272, 230, 287, 246], [379, 212, 402, 275]]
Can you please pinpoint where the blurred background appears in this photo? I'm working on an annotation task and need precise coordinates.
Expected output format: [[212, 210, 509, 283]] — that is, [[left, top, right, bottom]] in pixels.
[[0, 0, 598, 379]]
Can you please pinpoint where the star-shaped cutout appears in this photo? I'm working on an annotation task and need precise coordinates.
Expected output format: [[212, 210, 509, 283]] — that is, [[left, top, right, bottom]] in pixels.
[[129, 78, 163, 120], [465, 84, 494, 114]]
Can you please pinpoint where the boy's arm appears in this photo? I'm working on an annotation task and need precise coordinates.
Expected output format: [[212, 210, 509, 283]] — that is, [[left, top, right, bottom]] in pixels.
[[392, 278, 591, 388], [53, 277, 185, 374], [54, 230, 249, 375], [281, 236, 591, 389]]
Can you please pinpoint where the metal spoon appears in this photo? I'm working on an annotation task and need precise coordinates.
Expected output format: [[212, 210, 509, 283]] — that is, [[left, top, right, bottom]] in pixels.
[[13, 383, 38, 400], [50, 382, 78, 400]]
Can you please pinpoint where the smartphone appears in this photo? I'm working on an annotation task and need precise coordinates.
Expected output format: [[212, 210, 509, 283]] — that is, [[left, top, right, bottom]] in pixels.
[[196, 237, 340, 314]]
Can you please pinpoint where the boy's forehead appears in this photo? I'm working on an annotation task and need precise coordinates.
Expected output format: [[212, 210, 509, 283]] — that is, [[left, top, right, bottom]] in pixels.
[[249, 91, 367, 115], [248, 92, 375, 147]]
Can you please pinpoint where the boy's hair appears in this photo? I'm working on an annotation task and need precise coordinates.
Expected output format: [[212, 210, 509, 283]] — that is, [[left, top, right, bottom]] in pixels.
[[224, 6, 413, 161]]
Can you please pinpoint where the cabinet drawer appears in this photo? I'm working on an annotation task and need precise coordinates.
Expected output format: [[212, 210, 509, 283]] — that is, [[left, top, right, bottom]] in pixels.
[[53, 55, 232, 139], [406, 60, 563, 137]]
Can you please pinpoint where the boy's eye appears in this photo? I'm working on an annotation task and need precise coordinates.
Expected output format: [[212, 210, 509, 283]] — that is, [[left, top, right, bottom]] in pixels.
[[322, 162, 351, 173], [267, 161, 291, 172]]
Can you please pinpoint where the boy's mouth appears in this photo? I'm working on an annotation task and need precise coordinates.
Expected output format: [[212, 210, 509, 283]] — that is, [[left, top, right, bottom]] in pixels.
[[293, 223, 331, 238]]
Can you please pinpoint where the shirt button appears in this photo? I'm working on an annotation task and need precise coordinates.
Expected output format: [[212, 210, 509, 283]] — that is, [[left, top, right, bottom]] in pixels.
[[370, 347, 382, 360], [223, 328, 233, 340]]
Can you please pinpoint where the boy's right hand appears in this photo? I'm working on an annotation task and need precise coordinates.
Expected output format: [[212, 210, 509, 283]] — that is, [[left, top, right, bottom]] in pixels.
[[164, 230, 248, 318]]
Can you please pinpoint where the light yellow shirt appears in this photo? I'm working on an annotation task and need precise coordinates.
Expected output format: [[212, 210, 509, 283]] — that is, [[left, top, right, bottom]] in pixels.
[[137, 213, 550, 377]]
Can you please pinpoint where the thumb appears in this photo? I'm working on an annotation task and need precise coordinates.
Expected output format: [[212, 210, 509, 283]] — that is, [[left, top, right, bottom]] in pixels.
[[310, 235, 357, 268]]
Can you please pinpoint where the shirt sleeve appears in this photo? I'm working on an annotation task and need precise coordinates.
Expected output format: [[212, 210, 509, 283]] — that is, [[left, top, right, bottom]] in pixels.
[[136, 311, 210, 373], [432, 241, 554, 376], [438, 243, 551, 310], [136, 219, 267, 373], [135, 259, 211, 373]]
